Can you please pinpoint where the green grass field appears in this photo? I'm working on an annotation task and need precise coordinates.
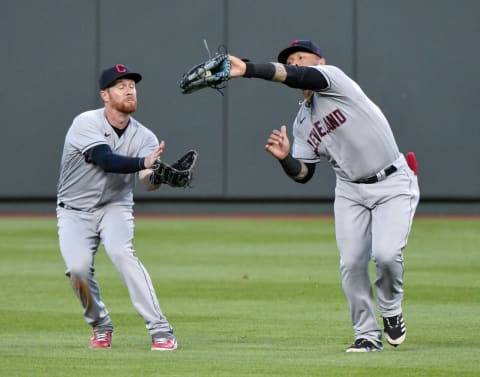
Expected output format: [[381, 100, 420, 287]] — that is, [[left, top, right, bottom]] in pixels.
[[0, 215, 479, 377]]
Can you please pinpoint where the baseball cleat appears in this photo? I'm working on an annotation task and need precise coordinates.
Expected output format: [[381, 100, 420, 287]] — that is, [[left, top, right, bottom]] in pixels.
[[346, 338, 381, 353], [90, 330, 112, 349], [151, 337, 178, 351], [383, 313, 406, 347]]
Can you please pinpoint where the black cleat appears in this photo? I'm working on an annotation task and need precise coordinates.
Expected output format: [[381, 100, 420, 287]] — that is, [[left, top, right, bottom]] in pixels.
[[346, 338, 381, 353], [383, 313, 406, 347]]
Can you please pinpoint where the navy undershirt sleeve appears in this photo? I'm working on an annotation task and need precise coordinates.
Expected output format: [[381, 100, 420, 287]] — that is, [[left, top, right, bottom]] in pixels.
[[243, 62, 328, 91], [86, 144, 145, 173], [283, 65, 329, 91]]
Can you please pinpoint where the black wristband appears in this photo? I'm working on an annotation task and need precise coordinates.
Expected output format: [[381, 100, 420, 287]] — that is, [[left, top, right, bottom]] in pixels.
[[139, 157, 146, 170], [244, 62, 276, 80], [279, 154, 302, 177]]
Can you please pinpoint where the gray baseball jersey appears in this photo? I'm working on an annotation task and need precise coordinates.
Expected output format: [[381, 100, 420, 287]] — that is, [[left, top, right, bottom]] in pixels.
[[57, 108, 158, 210], [56, 107, 174, 340], [289, 64, 419, 349], [291, 65, 400, 181]]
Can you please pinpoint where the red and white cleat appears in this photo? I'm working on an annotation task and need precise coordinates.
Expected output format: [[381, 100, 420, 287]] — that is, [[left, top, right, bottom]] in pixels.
[[151, 337, 178, 351], [90, 331, 112, 349]]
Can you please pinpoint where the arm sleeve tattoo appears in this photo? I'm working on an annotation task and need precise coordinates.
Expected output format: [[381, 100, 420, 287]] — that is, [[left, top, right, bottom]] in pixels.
[[279, 154, 316, 183]]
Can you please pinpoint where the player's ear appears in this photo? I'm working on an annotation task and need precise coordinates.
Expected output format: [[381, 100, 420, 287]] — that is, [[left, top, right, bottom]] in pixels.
[[318, 57, 326, 65], [99, 89, 109, 102]]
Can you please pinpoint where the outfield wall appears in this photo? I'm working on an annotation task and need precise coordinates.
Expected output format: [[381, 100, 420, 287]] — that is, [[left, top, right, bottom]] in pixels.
[[1, 0, 479, 202]]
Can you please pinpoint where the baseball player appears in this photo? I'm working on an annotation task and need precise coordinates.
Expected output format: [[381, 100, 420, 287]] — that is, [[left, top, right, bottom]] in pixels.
[[226, 40, 420, 352], [56, 64, 177, 351]]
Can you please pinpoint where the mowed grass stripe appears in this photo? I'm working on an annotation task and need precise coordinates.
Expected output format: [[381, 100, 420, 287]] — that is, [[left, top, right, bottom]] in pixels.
[[0, 217, 479, 377]]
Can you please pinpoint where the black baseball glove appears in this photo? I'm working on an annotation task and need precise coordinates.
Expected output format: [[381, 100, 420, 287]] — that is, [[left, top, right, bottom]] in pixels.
[[180, 54, 231, 94], [150, 150, 199, 188]]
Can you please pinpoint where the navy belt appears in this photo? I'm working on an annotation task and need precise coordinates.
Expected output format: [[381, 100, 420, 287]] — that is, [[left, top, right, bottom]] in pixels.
[[353, 165, 397, 184]]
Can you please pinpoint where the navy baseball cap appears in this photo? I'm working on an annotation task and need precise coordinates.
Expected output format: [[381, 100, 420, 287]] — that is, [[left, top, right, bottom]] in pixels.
[[277, 40, 323, 64], [99, 64, 142, 90]]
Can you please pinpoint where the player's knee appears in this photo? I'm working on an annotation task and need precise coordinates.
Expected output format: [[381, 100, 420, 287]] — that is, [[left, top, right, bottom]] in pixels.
[[340, 256, 368, 275], [372, 246, 402, 268], [339, 248, 371, 272], [66, 266, 93, 280]]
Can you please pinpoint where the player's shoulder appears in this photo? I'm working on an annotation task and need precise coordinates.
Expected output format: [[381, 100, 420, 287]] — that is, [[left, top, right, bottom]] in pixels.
[[73, 108, 104, 124], [313, 64, 348, 78], [68, 109, 103, 136], [313, 64, 359, 94]]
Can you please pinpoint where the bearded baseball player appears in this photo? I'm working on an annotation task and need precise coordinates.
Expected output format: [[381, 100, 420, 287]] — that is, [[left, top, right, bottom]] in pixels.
[[56, 64, 177, 350], [227, 40, 420, 352]]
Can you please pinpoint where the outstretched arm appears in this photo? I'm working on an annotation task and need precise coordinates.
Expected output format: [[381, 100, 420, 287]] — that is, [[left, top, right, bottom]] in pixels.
[[86, 141, 165, 191], [228, 56, 328, 91], [86, 141, 164, 173]]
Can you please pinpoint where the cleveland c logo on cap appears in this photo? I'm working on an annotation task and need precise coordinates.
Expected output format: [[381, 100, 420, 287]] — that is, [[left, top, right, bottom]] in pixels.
[[115, 64, 127, 73]]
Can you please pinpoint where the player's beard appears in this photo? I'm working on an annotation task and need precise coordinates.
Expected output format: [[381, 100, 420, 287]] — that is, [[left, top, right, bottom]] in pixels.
[[113, 97, 137, 114]]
